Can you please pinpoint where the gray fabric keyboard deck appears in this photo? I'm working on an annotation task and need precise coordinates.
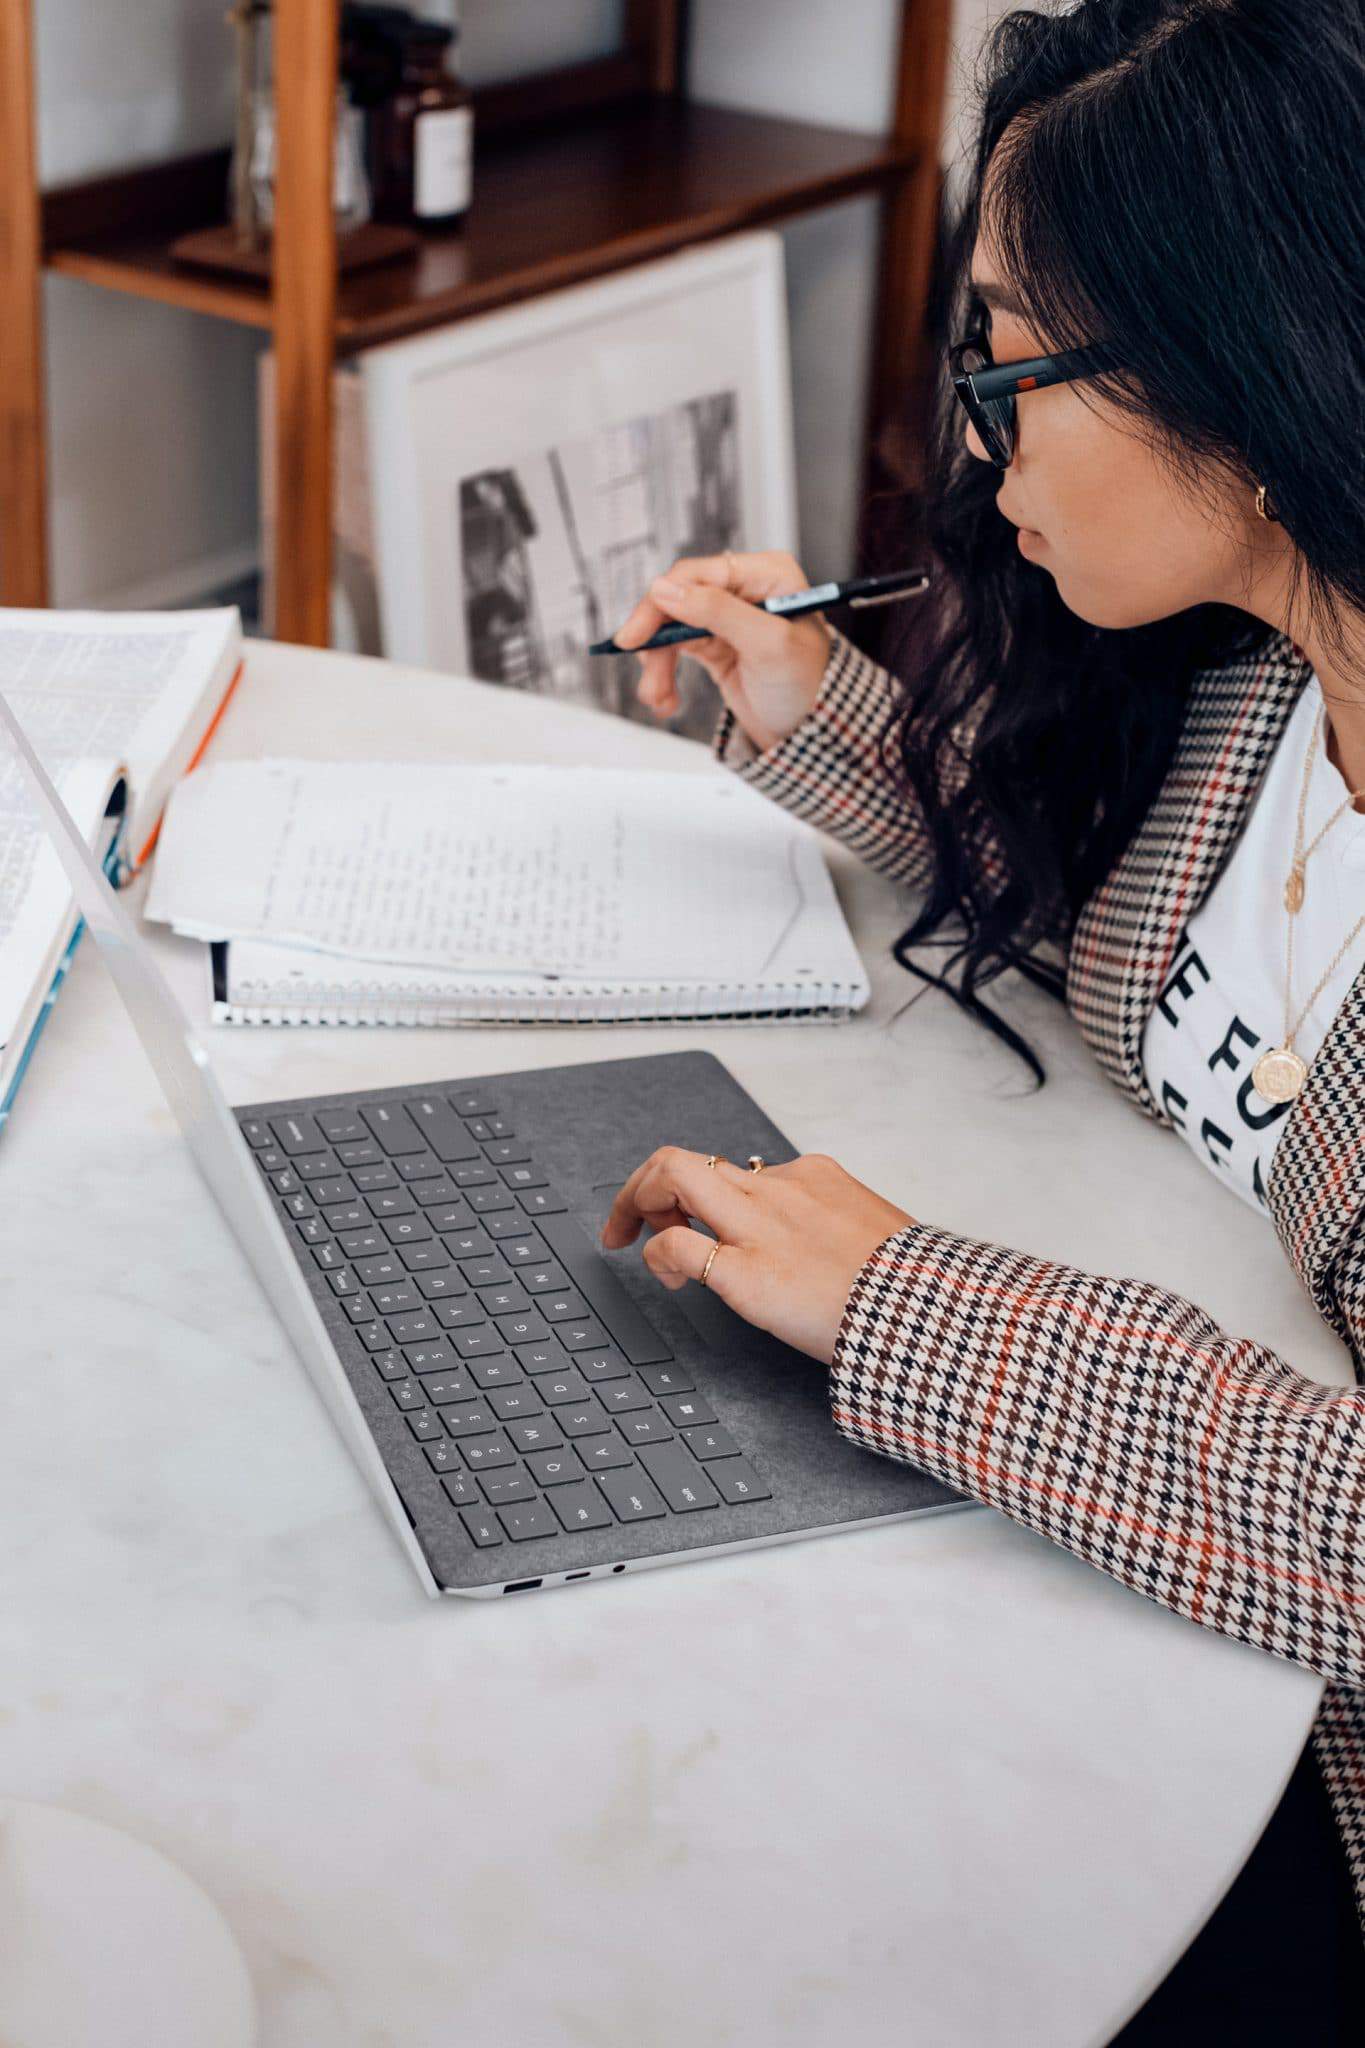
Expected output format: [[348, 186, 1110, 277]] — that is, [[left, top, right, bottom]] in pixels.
[[236, 1048, 961, 1592]]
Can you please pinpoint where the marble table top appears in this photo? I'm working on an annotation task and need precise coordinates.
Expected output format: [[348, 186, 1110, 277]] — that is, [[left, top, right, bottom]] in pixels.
[[3, 639, 1350, 2047]]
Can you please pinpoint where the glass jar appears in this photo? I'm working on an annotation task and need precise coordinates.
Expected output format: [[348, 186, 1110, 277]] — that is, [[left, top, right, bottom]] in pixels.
[[368, 21, 474, 228]]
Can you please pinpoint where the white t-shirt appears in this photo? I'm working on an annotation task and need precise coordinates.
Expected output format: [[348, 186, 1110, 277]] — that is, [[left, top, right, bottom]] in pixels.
[[1140, 673, 1365, 1215]]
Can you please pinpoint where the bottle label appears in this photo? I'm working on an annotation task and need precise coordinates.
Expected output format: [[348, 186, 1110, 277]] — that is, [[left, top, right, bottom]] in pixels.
[[414, 104, 473, 219]]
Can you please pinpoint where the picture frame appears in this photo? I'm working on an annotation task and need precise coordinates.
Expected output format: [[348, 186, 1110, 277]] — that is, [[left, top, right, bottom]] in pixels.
[[362, 232, 798, 737]]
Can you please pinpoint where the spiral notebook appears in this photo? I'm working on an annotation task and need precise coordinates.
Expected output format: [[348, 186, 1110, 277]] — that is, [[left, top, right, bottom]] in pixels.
[[145, 759, 869, 1027]]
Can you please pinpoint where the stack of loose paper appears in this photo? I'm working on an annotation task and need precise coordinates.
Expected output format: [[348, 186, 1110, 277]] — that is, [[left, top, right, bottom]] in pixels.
[[144, 758, 869, 1026]]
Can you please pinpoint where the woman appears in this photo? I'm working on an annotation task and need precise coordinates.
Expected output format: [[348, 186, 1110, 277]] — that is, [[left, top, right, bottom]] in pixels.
[[603, 0, 1365, 2035]]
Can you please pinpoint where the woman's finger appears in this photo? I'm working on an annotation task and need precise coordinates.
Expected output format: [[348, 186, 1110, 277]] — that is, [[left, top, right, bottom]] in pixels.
[[642, 1223, 732, 1293], [601, 1146, 752, 1249]]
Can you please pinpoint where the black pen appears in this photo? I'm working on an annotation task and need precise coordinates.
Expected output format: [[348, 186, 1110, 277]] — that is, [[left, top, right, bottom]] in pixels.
[[588, 565, 933, 656]]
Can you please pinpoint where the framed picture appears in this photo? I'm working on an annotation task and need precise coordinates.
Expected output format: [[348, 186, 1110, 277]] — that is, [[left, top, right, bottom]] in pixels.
[[362, 232, 797, 739]]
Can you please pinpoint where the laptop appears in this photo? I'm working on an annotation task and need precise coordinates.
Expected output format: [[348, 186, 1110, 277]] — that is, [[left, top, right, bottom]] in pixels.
[[1, 694, 963, 1599]]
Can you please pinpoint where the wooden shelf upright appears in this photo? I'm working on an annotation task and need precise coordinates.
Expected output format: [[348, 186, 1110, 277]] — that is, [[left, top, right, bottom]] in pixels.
[[0, 0, 951, 647]]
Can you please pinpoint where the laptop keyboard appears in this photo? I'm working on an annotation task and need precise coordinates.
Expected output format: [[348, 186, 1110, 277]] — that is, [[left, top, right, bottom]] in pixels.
[[240, 1086, 772, 1552]]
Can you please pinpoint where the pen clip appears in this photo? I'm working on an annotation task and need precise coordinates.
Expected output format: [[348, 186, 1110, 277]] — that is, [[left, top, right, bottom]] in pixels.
[[848, 573, 932, 610]]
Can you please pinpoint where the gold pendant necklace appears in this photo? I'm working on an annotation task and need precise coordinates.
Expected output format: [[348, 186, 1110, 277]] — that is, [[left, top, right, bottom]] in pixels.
[[1251, 706, 1365, 1105]]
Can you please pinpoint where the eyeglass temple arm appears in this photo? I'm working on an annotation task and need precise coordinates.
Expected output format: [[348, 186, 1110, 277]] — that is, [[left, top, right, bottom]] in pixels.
[[967, 344, 1113, 400]]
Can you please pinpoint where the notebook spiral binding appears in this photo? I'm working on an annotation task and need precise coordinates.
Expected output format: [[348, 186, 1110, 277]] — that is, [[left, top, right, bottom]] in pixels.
[[217, 974, 862, 1029]]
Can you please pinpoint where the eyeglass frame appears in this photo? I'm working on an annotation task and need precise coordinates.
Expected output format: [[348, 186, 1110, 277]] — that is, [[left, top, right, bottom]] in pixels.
[[949, 320, 1120, 468]]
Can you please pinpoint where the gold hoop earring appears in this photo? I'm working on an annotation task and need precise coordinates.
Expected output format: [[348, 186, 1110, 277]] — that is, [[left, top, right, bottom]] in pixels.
[[1255, 482, 1280, 524]]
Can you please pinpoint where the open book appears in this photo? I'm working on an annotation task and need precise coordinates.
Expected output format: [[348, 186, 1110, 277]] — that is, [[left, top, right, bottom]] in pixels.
[[0, 607, 243, 1122], [144, 758, 870, 1026]]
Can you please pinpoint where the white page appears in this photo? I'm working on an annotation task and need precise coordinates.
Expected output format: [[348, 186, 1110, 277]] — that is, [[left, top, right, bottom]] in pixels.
[[0, 752, 111, 1046], [146, 760, 832, 984], [0, 608, 239, 851]]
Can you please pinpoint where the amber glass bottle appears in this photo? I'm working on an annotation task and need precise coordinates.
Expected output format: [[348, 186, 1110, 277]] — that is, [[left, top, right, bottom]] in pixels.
[[368, 19, 473, 228]]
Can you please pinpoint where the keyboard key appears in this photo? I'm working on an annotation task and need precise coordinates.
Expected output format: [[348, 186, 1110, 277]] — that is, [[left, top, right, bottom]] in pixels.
[[507, 1417, 562, 1453], [412, 1177, 463, 1207], [296, 1151, 342, 1180], [485, 1212, 539, 1242], [404, 1342, 457, 1375], [558, 1319, 611, 1353], [549, 1481, 614, 1532], [439, 1467, 479, 1502], [256, 1146, 289, 1172], [423, 1373, 480, 1407], [489, 1384, 542, 1421], [356, 1251, 404, 1283], [280, 1191, 312, 1221], [480, 1468, 537, 1505], [711, 1458, 772, 1505], [537, 1215, 673, 1365], [240, 1117, 272, 1148], [661, 1393, 717, 1429], [599, 1380, 652, 1414], [486, 1116, 514, 1139], [371, 1348, 407, 1381], [639, 1440, 722, 1512], [539, 1291, 589, 1323], [318, 1108, 367, 1143], [295, 1215, 331, 1246], [401, 1241, 448, 1271], [681, 1424, 742, 1461], [354, 1322, 392, 1352], [521, 1264, 571, 1294], [467, 1354, 522, 1390], [342, 1295, 376, 1324], [501, 1234, 550, 1268], [433, 1299, 487, 1331], [596, 1469, 666, 1523], [575, 1348, 632, 1384], [449, 1089, 498, 1117], [351, 1162, 398, 1193], [525, 1446, 584, 1487], [445, 1227, 494, 1260], [427, 1206, 478, 1234], [459, 1432, 515, 1471], [271, 1112, 324, 1155], [367, 1187, 415, 1219], [513, 1339, 571, 1376], [424, 1439, 461, 1474], [323, 1203, 368, 1231], [406, 1408, 443, 1442], [453, 1162, 496, 1188], [469, 1186, 513, 1214], [361, 1102, 425, 1155], [336, 1139, 382, 1167], [576, 1433, 635, 1471], [343, 1230, 391, 1261], [270, 1168, 302, 1196], [464, 1117, 497, 1142], [495, 1309, 549, 1346], [396, 1154, 443, 1182], [369, 1281, 421, 1317], [459, 1506, 502, 1547], [417, 1269, 467, 1300], [539, 1371, 591, 1407], [478, 1281, 531, 1316], [498, 1498, 560, 1543], [617, 1413, 674, 1445], [389, 1378, 422, 1410], [518, 1188, 567, 1216], [312, 1178, 354, 1206], [640, 1364, 695, 1397], [558, 1400, 611, 1439], [387, 1311, 439, 1345], [313, 1240, 345, 1271], [383, 1215, 432, 1246], [408, 1094, 481, 1162], [461, 1255, 512, 1288], [484, 1140, 530, 1166], [451, 1327, 505, 1360], [501, 1164, 547, 1190], [441, 1404, 497, 1438]]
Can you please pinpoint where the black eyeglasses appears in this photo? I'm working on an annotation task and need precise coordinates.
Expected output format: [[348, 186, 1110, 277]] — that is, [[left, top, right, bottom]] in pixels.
[[949, 317, 1119, 468]]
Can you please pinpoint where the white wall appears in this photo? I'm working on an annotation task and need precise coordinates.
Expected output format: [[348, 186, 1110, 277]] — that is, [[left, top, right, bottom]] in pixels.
[[34, 0, 997, 609]]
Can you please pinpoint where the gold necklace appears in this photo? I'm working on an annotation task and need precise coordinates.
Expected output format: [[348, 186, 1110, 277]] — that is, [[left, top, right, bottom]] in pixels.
[[1251, 705, 1365, 1104]]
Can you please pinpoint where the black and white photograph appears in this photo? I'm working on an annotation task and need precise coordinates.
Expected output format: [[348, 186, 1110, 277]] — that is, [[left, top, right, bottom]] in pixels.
[[457, 390, 741, 736]]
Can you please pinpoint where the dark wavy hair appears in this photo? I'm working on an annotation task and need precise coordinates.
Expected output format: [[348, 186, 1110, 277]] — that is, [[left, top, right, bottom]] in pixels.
[[876, 0, 1365, 1082]]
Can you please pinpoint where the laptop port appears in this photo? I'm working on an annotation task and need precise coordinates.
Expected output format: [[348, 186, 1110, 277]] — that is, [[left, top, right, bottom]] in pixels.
[[566, 1570, 591, 1581], [503, 1578, 542, 1594]]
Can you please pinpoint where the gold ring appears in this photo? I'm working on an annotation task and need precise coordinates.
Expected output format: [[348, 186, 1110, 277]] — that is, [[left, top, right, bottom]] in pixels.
[[705, 1154, 722, 1169], [723, 549, 738, 589], [699, 1240, 722, 1288], [747, 1154, 766, 1173]]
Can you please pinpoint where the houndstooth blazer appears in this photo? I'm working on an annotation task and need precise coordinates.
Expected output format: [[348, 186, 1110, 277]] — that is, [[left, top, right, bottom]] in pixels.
[[717, 626, 1365, 1930]]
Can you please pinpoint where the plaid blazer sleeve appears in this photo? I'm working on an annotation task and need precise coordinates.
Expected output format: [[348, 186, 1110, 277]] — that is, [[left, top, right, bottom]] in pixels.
[[832, 1220, 1365, 1688], [712, 629, 1002, 893]]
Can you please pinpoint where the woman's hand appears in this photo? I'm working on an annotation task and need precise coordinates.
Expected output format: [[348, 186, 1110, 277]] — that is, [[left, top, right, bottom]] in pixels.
[[600, 1147, 915, 1367], [613, 549, 832, 754]]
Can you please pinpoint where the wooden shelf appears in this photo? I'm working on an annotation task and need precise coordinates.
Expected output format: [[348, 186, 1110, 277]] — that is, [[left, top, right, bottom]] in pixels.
[[45, 100, 915, 353]]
